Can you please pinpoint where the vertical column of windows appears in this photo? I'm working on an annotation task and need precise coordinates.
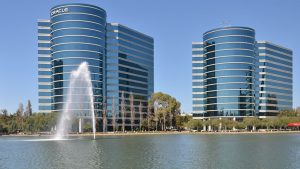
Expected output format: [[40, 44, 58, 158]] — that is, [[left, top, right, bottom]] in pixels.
[[106, 23, 153, 127], [38, 20, 52, 112], [257, 41, 293, 116], [192, 42, 205, 116]]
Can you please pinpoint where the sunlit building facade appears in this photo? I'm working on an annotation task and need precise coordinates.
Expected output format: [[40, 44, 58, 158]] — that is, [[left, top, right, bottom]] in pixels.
[[257, 41, 293, 116], [50, 4, 106, 117], [106, 23, 154, 130], [192, 26, 292, 118], [38, 3, 154, 130], [38, 20, 52, 112]]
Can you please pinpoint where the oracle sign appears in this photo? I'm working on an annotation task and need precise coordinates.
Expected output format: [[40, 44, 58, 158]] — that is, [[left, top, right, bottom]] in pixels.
[[51, 8, 69, 16]]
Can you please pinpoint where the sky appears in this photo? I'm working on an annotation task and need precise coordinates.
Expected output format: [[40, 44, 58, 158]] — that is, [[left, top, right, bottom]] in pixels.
[[0, 0, 299, 113]]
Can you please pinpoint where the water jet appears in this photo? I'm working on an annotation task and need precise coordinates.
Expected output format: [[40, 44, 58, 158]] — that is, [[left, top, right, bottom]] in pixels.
[[55, 62, 96, 140]]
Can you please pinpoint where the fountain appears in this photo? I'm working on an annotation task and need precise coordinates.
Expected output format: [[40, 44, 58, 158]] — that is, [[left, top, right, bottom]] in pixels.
[[55, 62, 96, 140]]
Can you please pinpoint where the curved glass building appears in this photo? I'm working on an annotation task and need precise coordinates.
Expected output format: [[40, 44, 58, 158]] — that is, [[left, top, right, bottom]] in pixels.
[[38, 3, 154, 131], [192, 26, 293, 118], [193, 26, 258, 117], [50, 4, 106, 116], [203, 27, 257, 117]]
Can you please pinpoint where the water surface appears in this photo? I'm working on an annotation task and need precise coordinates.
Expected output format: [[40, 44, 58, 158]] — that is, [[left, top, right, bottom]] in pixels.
[[0, 134, 299, 169]]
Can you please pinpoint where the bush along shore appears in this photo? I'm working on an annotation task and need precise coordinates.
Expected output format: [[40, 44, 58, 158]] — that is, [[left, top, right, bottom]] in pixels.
[[1, 93, 299, 135], [0, 109, 300, 135]]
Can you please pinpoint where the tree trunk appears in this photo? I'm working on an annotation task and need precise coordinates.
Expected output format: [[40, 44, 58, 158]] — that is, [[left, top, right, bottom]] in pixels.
[[163, 114, 166, 131]]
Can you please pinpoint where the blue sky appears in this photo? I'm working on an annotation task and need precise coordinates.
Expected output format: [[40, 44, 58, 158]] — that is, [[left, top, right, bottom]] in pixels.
[[0, 0, 299, 113]]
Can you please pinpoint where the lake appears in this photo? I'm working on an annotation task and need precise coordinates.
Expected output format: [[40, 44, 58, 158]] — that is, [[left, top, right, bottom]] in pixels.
[[0, 134, 299, 169]]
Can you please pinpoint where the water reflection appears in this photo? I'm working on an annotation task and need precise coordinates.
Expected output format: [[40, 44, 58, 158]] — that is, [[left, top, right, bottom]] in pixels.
[[0, 134, 299, 169]]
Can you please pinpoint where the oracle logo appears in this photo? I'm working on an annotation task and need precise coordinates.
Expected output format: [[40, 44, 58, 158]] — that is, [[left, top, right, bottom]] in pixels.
[[51, 8, 69, 16]]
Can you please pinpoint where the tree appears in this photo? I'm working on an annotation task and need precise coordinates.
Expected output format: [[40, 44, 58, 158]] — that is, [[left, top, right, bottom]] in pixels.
[[169, 113, 174, 129], [130, 93, 135, 131], [185, 119, 203, 131], [261, 118, 275, 130], [14, 102, 24, 131], [147, 103, 151, 131], [0, 109, 8, 117], [83, 124, 93, 132], [121, 91, 125, 132], [235, 121, 246, 130], [25, 100, 32, 116], [276, 116, 290, 130], [297, 107, 300, 114], [0, 111, 59, 134], [175, 115, 184, 130], [139, 101, 143, 131], [275, 110, 300, 130], [142, 116, 156, 131], [111, 97, 116, 132], [102, 97, 107, 132], [175, 115, 191, 131], [243, 117, 260, 131], [220, 118, 235, 130], [206, 119, 220, 131], [149, 92, 181, 131], [16, 102, 24, 117], [278, 109, 298, 117]]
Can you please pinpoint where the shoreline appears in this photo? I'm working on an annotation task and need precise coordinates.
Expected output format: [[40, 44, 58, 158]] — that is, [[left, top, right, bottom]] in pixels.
[[2, 130, 300, 137]]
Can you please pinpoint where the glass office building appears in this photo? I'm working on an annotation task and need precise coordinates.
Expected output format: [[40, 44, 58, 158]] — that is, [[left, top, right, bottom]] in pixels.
[[192, 42, 205, 115], [38, 20, 52, 113], [50, 4, 106, 116], [38, 3, 154, 130], [192, 26, 292, 118], [106, 23, 154, 130], [257, 41, 293, 116]]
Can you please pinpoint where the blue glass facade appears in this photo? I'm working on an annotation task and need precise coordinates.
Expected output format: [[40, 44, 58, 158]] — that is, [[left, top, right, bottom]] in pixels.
[[192, 26, 292, 118], [38, 20, 52, 112], [38, 3, 154, 129], [257, 41, 293, 116], [50, 4, 106, 117], [106, 23, 154, 128], [192, 42, 205, 115]]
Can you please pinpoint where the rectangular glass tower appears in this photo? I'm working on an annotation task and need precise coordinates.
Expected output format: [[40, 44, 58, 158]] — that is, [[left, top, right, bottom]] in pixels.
[[192, 42, 205, 117], [106, 23, 154, 129], [257, 41, 293, 116], [38, 19, 52, 113]]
